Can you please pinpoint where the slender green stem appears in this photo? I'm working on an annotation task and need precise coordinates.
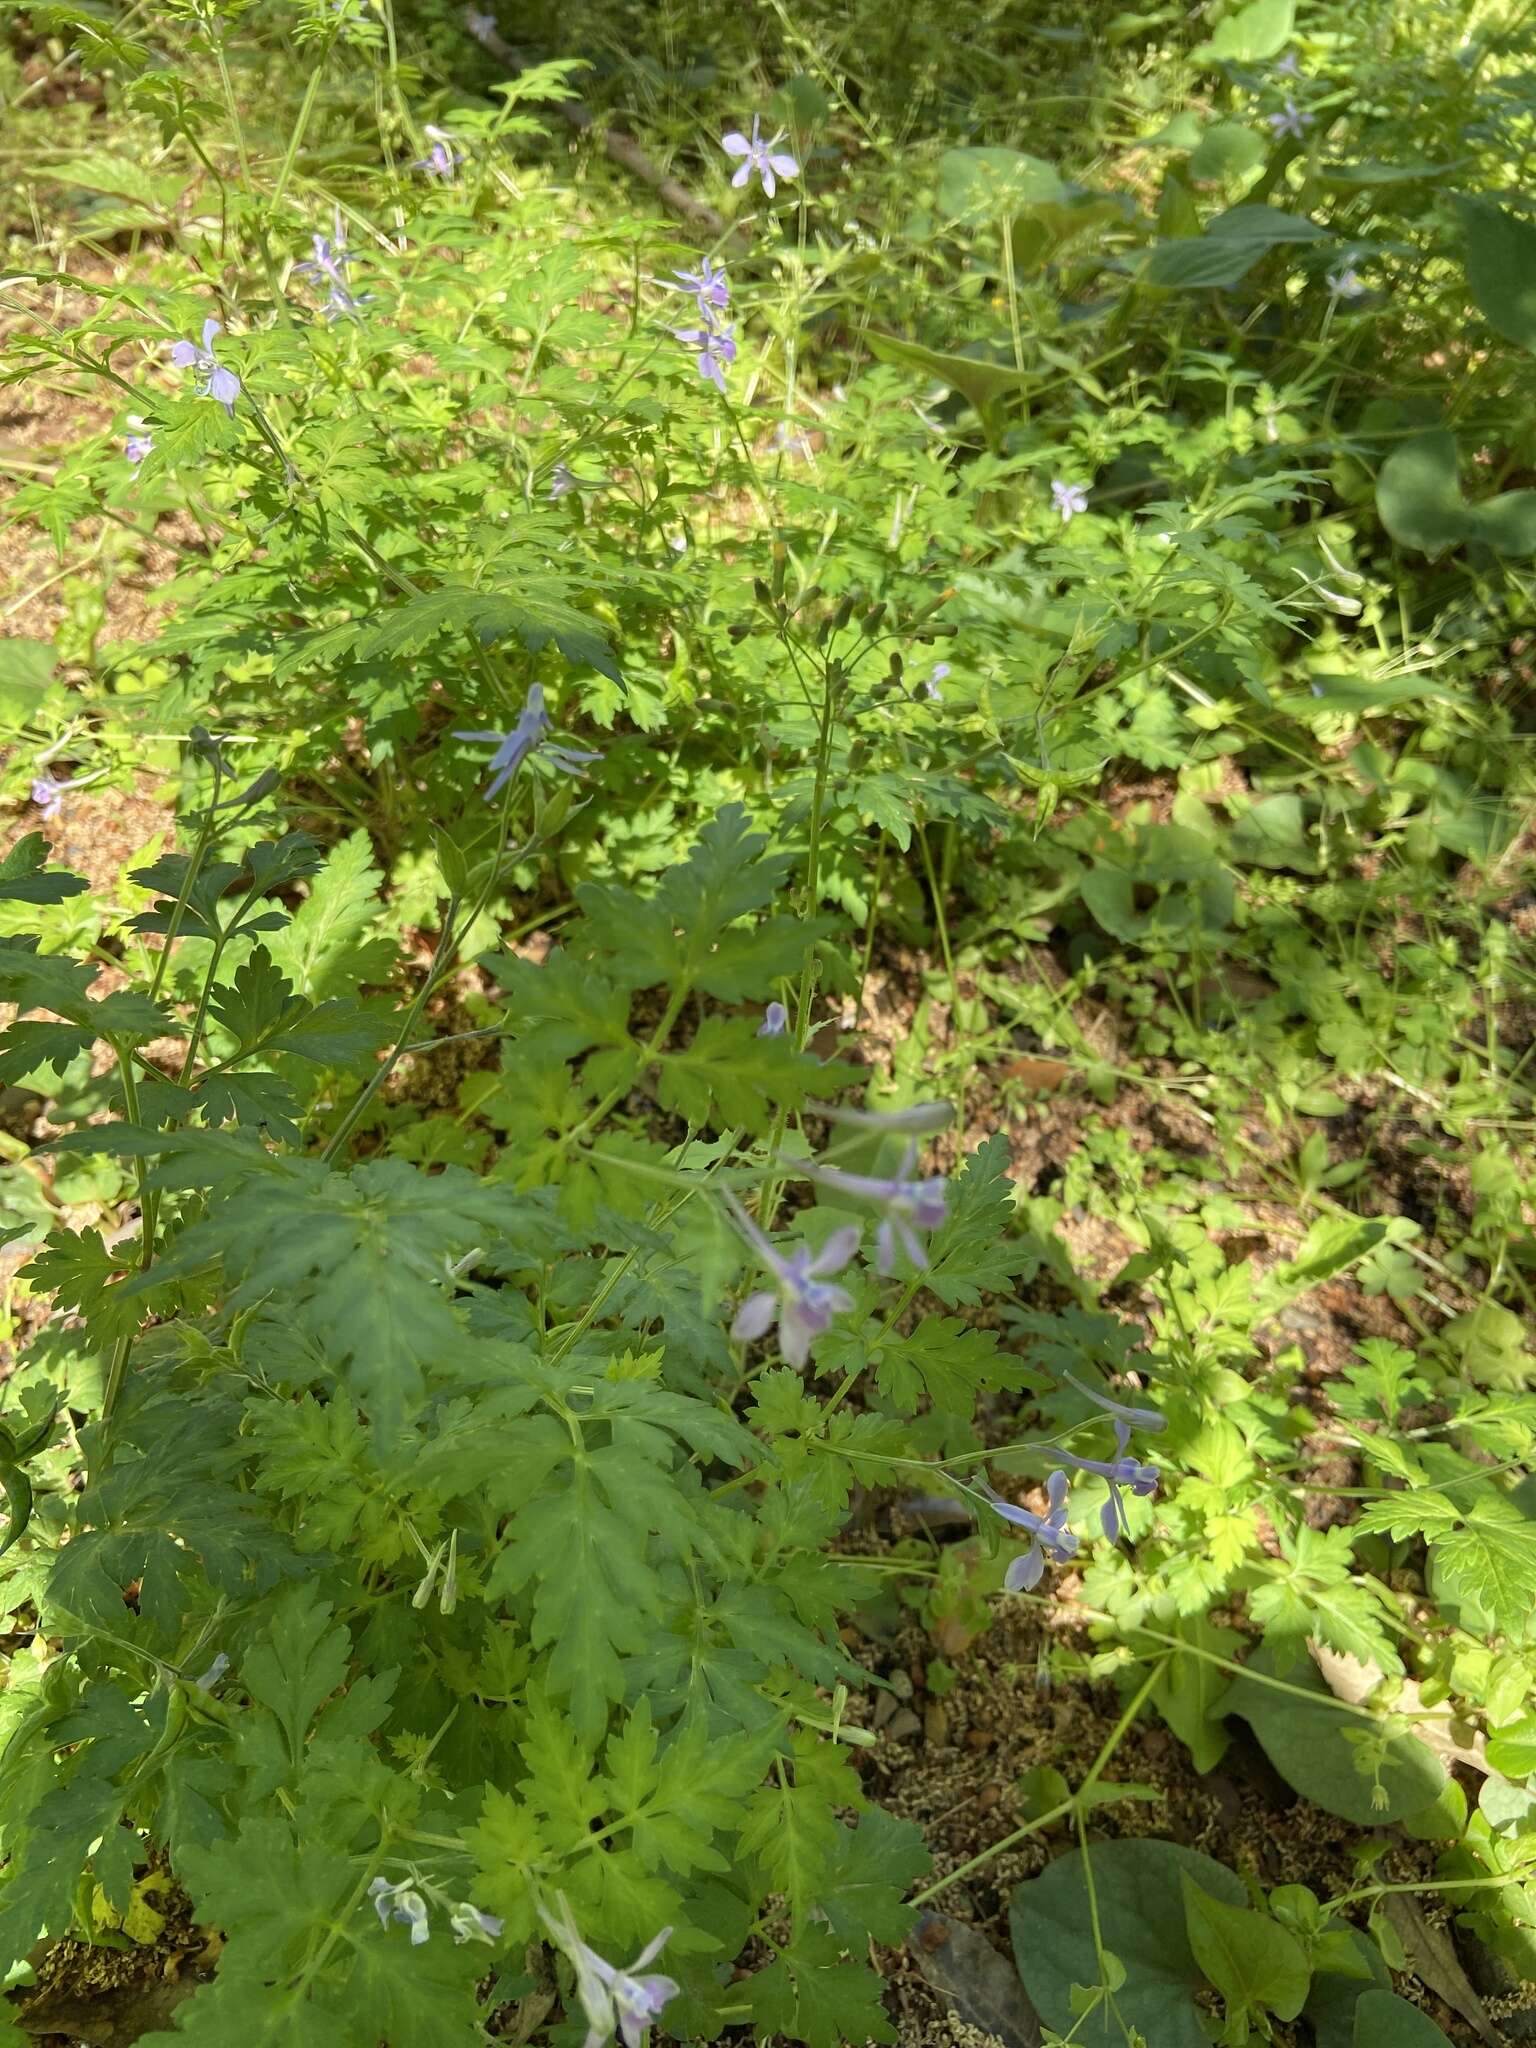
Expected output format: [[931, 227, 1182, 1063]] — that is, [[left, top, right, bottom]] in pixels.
[[909, 1657, 1167, 1907], [320, 896, 462, 1164]]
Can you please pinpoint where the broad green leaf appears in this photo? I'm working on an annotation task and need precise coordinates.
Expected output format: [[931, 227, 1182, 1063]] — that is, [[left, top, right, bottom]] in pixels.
[[1456, 196, 1536, 354], [1376, 431, 1467, 555], [1180, 1872, 1310, 2021], [1146, 206, 1328, 289], [1352, 1990, 1455, 2047], [865, 332, 1036, 414], [1192, 0, 1294, 63], [936, 147, 1067, 222], [1215, 1647, 1445, 1824], [1147, 1615, 1244, 1771], [1010, 1839, 1247, 2047], [1188, 123, 1267, 181]]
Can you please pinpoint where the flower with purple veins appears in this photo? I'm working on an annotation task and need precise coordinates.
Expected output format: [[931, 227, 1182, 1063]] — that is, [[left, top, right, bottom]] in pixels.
[[810, 1142, 948, 1275], [923, 662, 950, 702], [1051, 478, 1088, 522], [1267, 96, 1312, 140], [725, 1191, 860, 1370], [675, 321, 737, 390], [541, 1900, 680, 2048], [757, 1000, 788, 1037], [369, 1878, 430, 1944], [414, 125, 462, 179], [672, 256, 730, 320], [549, 461, 578, 499], [721, 114, 799, 198], [984, 1469, 1079, 1593], [170, 317, 240, 415], [449, 1900, 504, 1945], [1054, 1421, 1159, 1542], [454, 684, 600, 798], [125, 427, 154, 467]]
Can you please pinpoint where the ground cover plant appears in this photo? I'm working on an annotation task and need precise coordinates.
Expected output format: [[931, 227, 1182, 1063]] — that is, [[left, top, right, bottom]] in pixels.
[[1, 0, 1535, 2042]]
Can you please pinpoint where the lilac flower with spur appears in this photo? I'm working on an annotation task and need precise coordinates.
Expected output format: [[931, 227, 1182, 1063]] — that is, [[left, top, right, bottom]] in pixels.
[[672, 256, 730, 320], [464, 7, 498, 45], [296, 230, 353, 290], [541, 1900, 680, 2048], [369, 1878, 430, 1945], [125, 424, 154, 467], [1051, 478, 1088, 522], [1274, 49, 1304, 79], [675, 321, 737, 391], [1053, 1423, 1159, 1542], [549, 461, 578, 500], [414, 124, 462, 179], [170, 317, 240, 415], [454, 684, 601, 798], [721, 114, 799, 198], [1267, 96, 1312, 140], [809, 1141, 948, 1275], [1328, 264, 1366, 300], [30, 771, 68, 822], [984, 1470, 1079, 1593], [922, 661, 950, 702], [757, 1000, 788, 1037], [448, 1900, 504, 1946], [725, 1190, 860, 1370]]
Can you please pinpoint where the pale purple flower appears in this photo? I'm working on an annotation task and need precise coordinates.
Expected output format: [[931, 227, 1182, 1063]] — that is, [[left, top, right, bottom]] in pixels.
[[1267, 97, 1312, 140], [464, 7, 498, 44], [1274, 50, 1304, 79], [414, 125, 462, 179], [170, 316, 240, 414], [1328, 264, 1366, 300], [757, 1001, 788, 1037], [1054, 1422, 1159, 1542], [125, 429, 154, 467], [449, 1900, 504, 1945], [541, 1902, 680, 2048], [725, 1191, 860, 1370], [193, 1652, 230, 1690], [985, 1470, 1079, 1593], [549, 461, 578, 499], [672, 257, 730, 319], [369, 1878, 430, 1944], [807, 1098, 953, 1136], [30, 772, 67, 821], [454, 684, 601, 798], [1051, 478, 1088, 522], [675, 321, 736, 390], [721, 114, 799, 198], [923, 662, 950, 702], [296, 232, 352, 289], [809, 1142, 948, 1274]]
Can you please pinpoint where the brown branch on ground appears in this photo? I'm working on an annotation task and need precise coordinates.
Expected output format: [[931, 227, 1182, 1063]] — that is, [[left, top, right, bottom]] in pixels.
[[462, 11, 750, 256]]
